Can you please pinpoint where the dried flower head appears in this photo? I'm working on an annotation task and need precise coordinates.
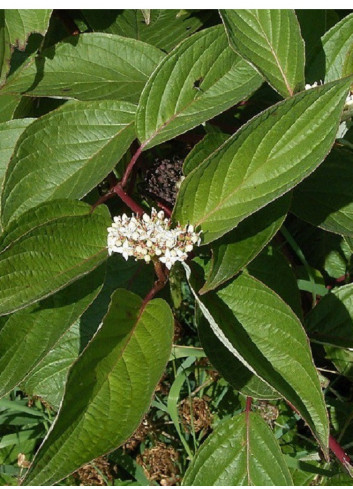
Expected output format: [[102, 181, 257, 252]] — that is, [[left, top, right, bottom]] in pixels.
[[107, 208, 201, 269]]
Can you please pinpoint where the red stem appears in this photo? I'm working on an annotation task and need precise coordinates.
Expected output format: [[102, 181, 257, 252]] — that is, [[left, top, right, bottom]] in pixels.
[[287, 401, 353, 474], [121, 145, 144, 189], [329, 435, 353, 474], [141, 261, 169, 308], [245, 397, 252, 413], [114, 184, 144, 216], [90, 191, 114, 213], [157, 201, 172, 217]]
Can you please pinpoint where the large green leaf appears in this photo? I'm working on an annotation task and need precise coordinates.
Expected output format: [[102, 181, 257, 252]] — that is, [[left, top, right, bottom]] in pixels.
[[136, 25, 263, 150], [1, 33, 165, 103], [287, 220, 351, 280], [310, 13, 353, 82], [1, 100, 136, 227], [198, 316, 279, 400], [0, 200, 110, 316], [291, 147, 353, 237], [0, 265, 104, 398], [173, 78, 351, 244], [183, 132, 229, 176], [22, 289, 174, 486], [201, 195, 290, 293], [82, 9, 204, 52], [0, 10, 52, 82], [247, 245, 303, 320], [21, 254, 155, 410], [306, 283, 353, 348], [0, 94, 21, 122], [0, 117, 34, 226], [184, 263, 329, 454], [183, 412, 293, 485], [325, 345, 353, 381], [220, 9, 305, 98]]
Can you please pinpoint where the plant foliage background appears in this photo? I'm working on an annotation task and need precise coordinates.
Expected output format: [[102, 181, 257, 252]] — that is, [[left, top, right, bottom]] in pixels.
[[1, 8, 353, 486]]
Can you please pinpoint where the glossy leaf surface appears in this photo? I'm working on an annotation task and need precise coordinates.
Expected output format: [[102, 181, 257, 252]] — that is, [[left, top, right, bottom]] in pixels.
[[247, 245, 303, 320], [201, 195, 290, 293], [221, 9, 305, 97], [313, 13, 353, 82], [21, 254, 155, 409], [23, 289, 174, 486], [0, 10, 52, 82], [183, 412, 293, 485], [199, 317, 279, 400], [183, 132, 229, 176], [0, 117, 34, 227], [0, 200, 110, 316], [1, 33, 165, 103], [1, 100, 135, 227], [173, 78, 351, 244], [306, 283, 353, 348], [136, 25, 263, 149], [292, 148, 353, 237], [0, 265, 104, 398], [82, 9, 204, 52], [185, 263, 329, 454]]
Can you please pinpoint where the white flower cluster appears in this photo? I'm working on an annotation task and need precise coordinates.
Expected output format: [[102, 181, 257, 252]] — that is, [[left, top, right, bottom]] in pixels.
[[107, 208, 201, 269]]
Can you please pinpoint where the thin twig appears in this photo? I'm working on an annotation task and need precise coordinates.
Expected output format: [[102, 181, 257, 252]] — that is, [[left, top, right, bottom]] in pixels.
[[121, 145, 144, 189], [114, 184, 144, 216], [329, 435, 353, 476], [141, 260, 169, 308], [157, 201, 172, 217], [287, 400, 353, 475], [246, 397, 252, 413]]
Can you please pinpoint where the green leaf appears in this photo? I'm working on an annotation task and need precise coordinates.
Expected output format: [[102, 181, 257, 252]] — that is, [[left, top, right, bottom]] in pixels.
[[220, 9, 305, 97], [198, 317, 279, 400], [0, 10, 52, 82], [0, 200, 110, 316], [1, 33, 165, 103], [247, 244, 303, 320], [291, 147, 353, 237], [1, 100, 135, 227], [82, 9, 204, 52], [0, 265, 104, 399], [183, 412, 293, 485], [136, 25, 263, 150], [306, 283, 353, 348], [201, 195, 290, 293], [20, 320, 95, 411], [310, 13, 353, 82], [0, 94, 21, 122], [287, 220, 351, 280], [0, 117, 34, 227], [184, 263, 329, 454], [21, 254, 155, 410], [183, 132, 229, 176], [22, 289, 174, 486], [325, 345, 353, 381], [173, 78, 351, 244]]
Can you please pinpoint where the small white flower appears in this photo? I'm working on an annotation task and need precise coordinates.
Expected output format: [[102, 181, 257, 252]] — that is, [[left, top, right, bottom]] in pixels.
[[305, 82, 319, 90], [159, 249, 176, 270]]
